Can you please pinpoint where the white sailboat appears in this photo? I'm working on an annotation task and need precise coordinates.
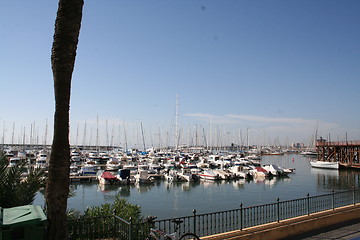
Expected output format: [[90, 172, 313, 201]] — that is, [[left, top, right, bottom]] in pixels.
[[301, 126, 319, 158], [310, 160, 339, 169]]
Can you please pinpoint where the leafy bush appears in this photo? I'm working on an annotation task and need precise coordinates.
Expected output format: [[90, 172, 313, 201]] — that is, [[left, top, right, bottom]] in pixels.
[[0, 151, 45, 208], [67, 193, 148, 240], [83, 195, 142, 222]]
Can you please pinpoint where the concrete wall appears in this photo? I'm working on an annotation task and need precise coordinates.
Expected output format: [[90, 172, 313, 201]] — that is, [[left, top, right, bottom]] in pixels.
[[201, 204, 360, 240]]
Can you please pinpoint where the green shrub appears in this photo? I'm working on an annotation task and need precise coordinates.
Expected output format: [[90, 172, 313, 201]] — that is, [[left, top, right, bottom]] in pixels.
[[67, 193, 147, 240], [84, 193, 142, 222]]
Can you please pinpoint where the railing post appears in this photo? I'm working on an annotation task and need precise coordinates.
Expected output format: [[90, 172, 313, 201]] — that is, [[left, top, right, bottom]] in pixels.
[[239, 203, 243, 231], [331, 189, 335, 210], [193, 209, 197, 235], [307, 193, 310, 215], [353, 186, 356, 205], [276, 197, 280, 222], [129, 217, 132, 240]]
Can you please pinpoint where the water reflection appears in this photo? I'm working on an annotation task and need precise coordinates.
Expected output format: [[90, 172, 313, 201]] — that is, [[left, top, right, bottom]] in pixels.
[[135, 183, 154, 193], [97, 183, 120, 193], [311, 167, 360, 191], [179, 181, 201, 191], [118, 185, 131, 197], [311, 167, 339, 177], [338, 169, 360, 190], [202, 179, 224, 188], [232, 179, 246, 188]]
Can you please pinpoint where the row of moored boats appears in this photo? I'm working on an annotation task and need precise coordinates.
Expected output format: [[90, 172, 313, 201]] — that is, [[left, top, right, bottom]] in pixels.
[[3, 148, 295, 185]]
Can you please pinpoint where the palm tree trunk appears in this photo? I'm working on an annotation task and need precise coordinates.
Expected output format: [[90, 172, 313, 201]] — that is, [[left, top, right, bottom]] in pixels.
[[46, 0, 83, 239]]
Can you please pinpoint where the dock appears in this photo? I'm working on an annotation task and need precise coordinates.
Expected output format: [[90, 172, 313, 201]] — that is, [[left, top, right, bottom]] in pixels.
[[70, 175, 97, 182], [316, 140, 360, 168]]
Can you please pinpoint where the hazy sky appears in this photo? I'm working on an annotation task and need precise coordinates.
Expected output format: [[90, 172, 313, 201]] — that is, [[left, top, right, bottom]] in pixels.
[[1, 0, 359, 148]]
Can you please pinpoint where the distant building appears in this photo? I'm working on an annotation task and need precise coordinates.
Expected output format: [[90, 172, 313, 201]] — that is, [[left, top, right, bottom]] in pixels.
[[291, 143, 304, 148]]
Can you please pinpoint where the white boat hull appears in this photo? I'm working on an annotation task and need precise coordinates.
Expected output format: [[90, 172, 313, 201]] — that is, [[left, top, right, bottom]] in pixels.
[[198, 169, 221, 180], [199, 174, 220, 180], [310, 161, 339, 169]]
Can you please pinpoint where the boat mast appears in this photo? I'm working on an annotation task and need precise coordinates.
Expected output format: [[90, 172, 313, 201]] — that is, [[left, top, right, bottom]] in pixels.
[[89, 127, 93, 147], [110, 124, 114, 149], [175, 94, 179, 150], [30, 122, 33, 146], [2, 121, 5, 150], [140, 122, 146, 152], [187, 125, 191, 149], [22, 126, 26, 149], [96, 115, 99, 152], [246, 127, 249, 152], [11, 122, 15, 145], [149, 126, 154, 149], [123, 122, 128, 153], [106, 119, 109, 148], [203, 127, 207, 150], [44, 119, 48, 149], [209, 117, 213, 151], [117, 124, 121, 149], [75, 123, 79, 147], [82, 120, 87, 147]]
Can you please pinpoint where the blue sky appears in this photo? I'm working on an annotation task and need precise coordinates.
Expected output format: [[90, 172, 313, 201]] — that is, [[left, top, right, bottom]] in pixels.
[[1, 0, 359, 148]]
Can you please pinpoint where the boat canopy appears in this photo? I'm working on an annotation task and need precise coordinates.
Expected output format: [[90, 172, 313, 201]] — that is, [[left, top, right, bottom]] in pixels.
[[101, 171, 117, 179], [119, 169, 131, 179]]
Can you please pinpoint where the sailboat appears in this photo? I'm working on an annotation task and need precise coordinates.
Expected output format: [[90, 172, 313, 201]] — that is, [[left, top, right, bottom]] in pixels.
[[300, 125, 319, 158], [310, 160, 339, 169]]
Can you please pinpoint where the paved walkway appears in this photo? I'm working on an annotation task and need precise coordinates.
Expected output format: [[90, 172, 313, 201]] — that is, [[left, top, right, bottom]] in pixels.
[[287, 219, 360, 240]]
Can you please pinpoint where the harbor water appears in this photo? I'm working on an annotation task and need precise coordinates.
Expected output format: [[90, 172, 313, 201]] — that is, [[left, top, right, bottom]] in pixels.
[[34, 154, 360, 220]]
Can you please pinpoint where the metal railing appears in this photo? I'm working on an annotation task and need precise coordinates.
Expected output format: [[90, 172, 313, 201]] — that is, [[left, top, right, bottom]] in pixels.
[[67, 214, 149, 240], [151, 188, 359, 237], [67, 188, 359, 239]]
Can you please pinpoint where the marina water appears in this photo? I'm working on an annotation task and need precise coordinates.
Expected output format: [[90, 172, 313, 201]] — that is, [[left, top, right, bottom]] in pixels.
[[34, 154, 360, 220]]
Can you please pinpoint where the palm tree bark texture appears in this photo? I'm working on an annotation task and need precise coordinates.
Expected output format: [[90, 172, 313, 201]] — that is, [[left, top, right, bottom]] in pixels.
[[46, 0, 83, 239]]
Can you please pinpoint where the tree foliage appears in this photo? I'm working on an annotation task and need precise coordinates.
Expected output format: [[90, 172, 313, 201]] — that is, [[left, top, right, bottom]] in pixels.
[[69, 193, 143, 223], [67, 193, 145, 239], [0, 152, 45, 208]]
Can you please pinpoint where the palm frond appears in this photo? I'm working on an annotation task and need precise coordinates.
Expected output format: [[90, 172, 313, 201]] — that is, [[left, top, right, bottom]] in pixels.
[[0, 152, 45, 208]]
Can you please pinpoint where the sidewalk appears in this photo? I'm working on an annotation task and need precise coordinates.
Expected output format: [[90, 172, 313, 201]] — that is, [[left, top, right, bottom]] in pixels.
[[287, 219, 360, 240]]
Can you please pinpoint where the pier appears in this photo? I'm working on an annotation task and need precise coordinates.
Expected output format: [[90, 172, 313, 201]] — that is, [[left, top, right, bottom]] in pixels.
[[69, 175, 97, 182], [316, 140, 360, 168]]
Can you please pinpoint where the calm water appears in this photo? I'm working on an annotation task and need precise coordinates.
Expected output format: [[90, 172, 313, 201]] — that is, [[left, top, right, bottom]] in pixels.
[[34, 154, 360, 219]]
